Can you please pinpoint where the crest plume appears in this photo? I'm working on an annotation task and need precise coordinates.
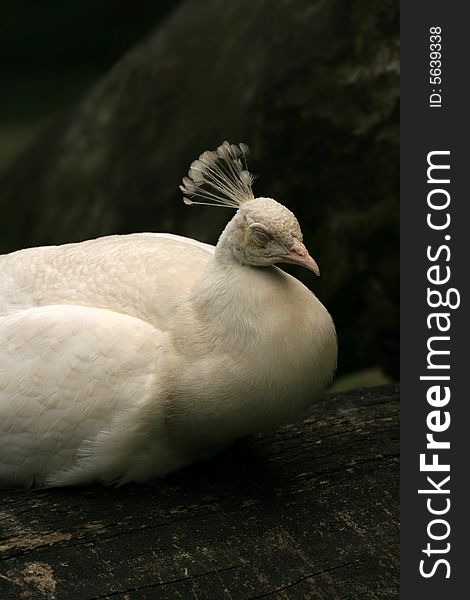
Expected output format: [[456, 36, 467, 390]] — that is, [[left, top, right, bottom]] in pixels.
[[180, 141, 255, 208]]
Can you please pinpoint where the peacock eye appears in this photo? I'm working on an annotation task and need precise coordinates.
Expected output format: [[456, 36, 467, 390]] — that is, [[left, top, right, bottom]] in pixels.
[[249, 223, 272, 246]]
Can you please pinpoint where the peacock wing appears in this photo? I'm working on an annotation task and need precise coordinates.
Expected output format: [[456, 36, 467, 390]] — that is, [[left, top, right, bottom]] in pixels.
[[0, 304, 173, 487]]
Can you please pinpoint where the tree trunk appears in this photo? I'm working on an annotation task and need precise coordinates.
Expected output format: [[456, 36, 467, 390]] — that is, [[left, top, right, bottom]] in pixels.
[[0, 384, 399, 599]]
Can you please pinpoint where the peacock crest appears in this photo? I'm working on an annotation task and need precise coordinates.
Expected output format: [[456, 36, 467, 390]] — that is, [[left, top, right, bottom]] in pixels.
[[180, 141, 255, 209]]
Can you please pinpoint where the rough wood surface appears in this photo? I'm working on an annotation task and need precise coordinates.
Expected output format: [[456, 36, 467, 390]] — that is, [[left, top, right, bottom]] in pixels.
[[0, 384, 399, 599]]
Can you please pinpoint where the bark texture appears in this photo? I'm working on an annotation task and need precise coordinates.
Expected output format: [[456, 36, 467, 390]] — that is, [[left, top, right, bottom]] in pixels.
[[0, 384, 399, 599]]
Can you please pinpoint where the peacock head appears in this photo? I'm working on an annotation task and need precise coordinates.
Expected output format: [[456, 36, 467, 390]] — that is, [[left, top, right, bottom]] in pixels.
[[234, 197, 319, 273], [180, 142, 320, 275]]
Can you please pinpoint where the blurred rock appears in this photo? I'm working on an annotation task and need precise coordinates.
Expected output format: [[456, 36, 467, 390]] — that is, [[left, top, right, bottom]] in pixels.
[[0, 0, 399, 376]]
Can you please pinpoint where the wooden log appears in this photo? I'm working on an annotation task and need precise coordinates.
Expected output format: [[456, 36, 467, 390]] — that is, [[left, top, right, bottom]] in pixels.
[[0, 384, 399, 599]]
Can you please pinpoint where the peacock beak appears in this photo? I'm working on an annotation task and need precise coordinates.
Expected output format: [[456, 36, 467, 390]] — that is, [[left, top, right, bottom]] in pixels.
[[284, 240, 320, 276]]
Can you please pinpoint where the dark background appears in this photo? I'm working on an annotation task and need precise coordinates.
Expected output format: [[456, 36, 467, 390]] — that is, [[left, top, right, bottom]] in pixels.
[[0, 0, 399, 386], [0, 1, 178, 165]]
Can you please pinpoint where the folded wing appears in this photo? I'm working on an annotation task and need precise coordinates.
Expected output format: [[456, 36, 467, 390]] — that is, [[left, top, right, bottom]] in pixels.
[[0, 304, 171, 487]]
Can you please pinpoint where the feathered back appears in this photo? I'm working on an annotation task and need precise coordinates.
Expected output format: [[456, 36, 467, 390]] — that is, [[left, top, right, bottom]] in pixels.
[[180, 141, 255, 209]]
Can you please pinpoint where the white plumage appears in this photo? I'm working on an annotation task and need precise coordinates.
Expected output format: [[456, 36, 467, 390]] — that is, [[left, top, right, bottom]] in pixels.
[[0, 142, 337, 487]]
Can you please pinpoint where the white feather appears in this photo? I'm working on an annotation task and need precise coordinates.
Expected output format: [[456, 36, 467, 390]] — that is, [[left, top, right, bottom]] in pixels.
[[180, 141, 255, 208], [0, 146, 337, 488]]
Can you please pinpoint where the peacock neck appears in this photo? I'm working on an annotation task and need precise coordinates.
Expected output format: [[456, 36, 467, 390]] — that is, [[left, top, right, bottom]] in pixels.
[[175, 243, 337, 447], [187, 248, 288, 361], [214, 211, 250, 269]]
